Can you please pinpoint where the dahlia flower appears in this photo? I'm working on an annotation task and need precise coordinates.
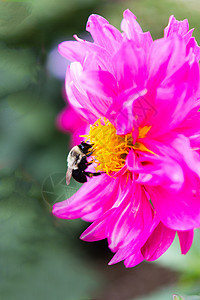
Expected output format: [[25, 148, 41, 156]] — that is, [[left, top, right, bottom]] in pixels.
[[53, 10, 200, 267]]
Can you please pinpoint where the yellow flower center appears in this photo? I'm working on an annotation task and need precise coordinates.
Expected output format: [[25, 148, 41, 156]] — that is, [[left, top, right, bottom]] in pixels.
[[82, 118, 154, 175]]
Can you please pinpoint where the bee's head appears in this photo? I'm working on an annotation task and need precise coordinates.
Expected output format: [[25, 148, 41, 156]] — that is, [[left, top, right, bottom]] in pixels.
[[78, 142, 93, 154]]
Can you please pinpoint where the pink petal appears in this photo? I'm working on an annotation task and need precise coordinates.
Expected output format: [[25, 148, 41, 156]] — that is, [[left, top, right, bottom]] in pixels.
[[81, 70, 118, 99], [147, 58, 200, 138], [147, 37, 186, 90], [171, 134, 200, 177], [86, 14, 122, 53], [107, 88, 155, 135], [80, 175, 129, 231], [121, 10, 143, 34], [52, 174, 116, 220], [81, 180, 154, 255], [66, 63, 101, 122], [106, 183, 136, 251], [126, 149, 136, 172], [123, 251, 144, 268], [164, 15, 200, 59], [177, 230, 194, 254], [141, 222, 176, 261], [121, 10, 153, 52], [108, 188, 155, 263], [164, 15, 189, 38], [59, 37, 114, 73], [80, 209, 115, 241], [58, 41, 87, 64], [139, 31, 153, 52], [144, 135, 200, 230], [147, 166, 200, 231], [187, 37, 200, 60], [107, 184, 153, 251], [82, 208, 103, 222], [109, 92, 141, 135], [56, 106, 86, 133], [136, 154, 184, 191], [80, 69, 118, 117], [109, 216, 159, 264], [112, 40, 147, 92], [71, 125, 90, 147], [176, 105, 200, 148], [121, 9, 144, 44], [164, 14, 200, 60]]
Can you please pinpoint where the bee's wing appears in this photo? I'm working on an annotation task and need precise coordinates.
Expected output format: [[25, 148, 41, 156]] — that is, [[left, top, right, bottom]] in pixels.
[[66, 168, 72, 185]]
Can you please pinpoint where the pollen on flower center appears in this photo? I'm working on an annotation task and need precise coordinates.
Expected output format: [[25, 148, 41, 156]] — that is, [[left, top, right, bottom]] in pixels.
[[82, 118, 153, 175]]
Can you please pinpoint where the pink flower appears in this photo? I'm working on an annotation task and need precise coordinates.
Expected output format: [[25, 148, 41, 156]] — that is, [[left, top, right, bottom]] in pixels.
[[53, 10, 200, 267]]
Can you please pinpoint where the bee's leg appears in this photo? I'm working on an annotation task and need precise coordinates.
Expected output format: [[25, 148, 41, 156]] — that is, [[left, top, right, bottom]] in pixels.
[[83, 171, 102, 178], [86, 149, 94, 157]]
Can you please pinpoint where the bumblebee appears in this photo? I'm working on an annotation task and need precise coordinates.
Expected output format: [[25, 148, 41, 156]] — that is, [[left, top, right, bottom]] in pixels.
[[66, 142, 101, 185]]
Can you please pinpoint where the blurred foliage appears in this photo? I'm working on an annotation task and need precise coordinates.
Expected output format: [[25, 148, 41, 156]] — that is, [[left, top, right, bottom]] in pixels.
[[1, 0, 200, 299], [99, 0, 200, 42], [0, 0, 106, 299], [173, 296, 184, 300], [139, 230, 200, 300], [174, 296, 200, 300], [156, 231, 200, 291], [135, 287, 200, 300], [0, 169, 102, 300]]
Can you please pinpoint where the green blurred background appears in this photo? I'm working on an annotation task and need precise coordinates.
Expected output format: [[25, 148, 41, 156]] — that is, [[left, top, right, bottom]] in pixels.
[[1, 0, 200, 299]]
